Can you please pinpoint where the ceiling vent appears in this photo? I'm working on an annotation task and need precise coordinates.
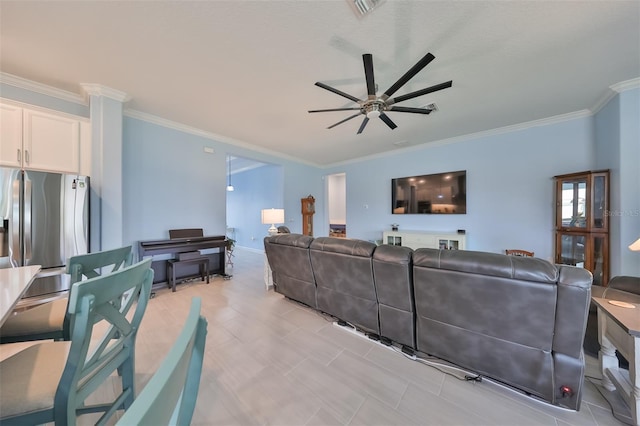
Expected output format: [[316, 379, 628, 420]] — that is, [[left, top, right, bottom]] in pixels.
[[349, 0, 386, 17]]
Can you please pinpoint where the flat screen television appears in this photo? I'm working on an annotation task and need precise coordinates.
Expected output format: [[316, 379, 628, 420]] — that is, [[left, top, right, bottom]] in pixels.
[[392, 170, 466, 214]]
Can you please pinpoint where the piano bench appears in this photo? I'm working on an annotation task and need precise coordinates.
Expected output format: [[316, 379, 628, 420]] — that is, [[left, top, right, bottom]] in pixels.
[[166, 257, 210, 292]]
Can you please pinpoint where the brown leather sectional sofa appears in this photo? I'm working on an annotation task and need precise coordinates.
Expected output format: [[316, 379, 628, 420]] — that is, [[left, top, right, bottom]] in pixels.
[[264, 234, 593, 410]]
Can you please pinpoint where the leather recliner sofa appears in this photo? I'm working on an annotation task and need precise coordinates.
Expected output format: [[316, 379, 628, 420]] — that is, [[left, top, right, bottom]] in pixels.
[[264, 234, 592, 410]]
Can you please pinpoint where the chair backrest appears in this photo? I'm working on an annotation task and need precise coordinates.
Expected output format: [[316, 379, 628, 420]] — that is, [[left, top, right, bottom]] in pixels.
[[54, 258, 154, 425], [505, 249, 534, 257], [62, 246, 134, 340], [67, 245, 133, 284], [116, 298, 207, 426]]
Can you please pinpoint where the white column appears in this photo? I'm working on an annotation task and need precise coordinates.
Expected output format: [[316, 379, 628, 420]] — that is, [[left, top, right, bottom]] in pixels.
[[81, 84, 130, 252]]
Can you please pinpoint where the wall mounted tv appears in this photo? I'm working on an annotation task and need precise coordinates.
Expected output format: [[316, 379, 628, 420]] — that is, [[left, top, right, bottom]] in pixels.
[[392, 170, 467, 214]]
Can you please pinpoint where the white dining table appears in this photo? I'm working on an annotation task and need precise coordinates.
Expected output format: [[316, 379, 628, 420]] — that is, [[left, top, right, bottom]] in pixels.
[[0, 265, 42, 326]]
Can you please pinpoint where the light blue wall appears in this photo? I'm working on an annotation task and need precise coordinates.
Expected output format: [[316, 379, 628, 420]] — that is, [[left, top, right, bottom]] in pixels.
[[122, 117, 227, 246], [618, 89, 640, 276], [227, 164, 283, 251], [121, 116, 323, 252], [326, 116, 594, 261], [594, 88, 640, 277]]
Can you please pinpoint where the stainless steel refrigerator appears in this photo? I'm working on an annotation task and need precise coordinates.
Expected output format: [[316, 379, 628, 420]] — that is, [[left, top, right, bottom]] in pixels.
[[0, 167, 89, 304]]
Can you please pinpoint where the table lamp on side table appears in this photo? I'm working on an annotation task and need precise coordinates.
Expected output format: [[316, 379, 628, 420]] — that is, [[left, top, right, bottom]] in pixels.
[[262, 208, 285, 236]]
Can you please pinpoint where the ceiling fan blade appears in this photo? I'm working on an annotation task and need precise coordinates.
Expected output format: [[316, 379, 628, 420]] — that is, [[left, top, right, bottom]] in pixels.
[[327, 113, 362, 129], [389, 81, 453, 105], [314, 82, 361, 103], [357, 117, 369, 134], [382, 52, 435, 99], [379, 113, 397, 129], [309, 107, 362, 113], [388, 106, 433, 114], [363, 54, 376, 98]]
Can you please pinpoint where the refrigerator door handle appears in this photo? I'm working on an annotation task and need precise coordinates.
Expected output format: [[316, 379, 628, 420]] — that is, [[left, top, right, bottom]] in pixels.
[[24, 178, 32, 264], [10, 178, 20, 267]]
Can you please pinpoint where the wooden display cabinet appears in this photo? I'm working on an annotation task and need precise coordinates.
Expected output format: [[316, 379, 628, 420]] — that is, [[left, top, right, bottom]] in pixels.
[[554, 170, 609, 286]]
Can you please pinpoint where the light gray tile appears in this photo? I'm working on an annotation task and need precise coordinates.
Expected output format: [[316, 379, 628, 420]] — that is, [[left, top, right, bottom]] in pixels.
[[248, 333, 308, 375], [475, 377, 597, 426], [281, 303, 331, 333], [587, 403, 628, 426], [364, 344, 445, 395], [316, 322, 375, 357], [194, 379, 261, 426], [284, 327, 344, 365], [438, 375, 557, 425], [288, 357, 366, 423], [233, 367, 321, 425], [306, 407, 345, 426], [349, 396, 422, 426], [328, 349, 408, 407], [398, 382, 488, 426], [582, 376, 611, 409]]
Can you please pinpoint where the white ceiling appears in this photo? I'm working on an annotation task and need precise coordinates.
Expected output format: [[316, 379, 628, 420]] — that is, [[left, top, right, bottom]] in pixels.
[[1, 1, 639, 167]]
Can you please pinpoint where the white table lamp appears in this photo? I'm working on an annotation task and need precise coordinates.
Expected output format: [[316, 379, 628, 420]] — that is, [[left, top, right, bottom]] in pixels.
[[261, 208, 285, 235]]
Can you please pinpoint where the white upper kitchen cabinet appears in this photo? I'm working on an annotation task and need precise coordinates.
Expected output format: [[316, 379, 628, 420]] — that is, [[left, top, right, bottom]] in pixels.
[[0, 103, 23, 168], [0, 101, 90, 174]]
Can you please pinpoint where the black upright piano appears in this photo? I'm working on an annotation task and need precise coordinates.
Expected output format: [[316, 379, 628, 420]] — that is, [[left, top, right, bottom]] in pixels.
[[138, 228, 227, 287]]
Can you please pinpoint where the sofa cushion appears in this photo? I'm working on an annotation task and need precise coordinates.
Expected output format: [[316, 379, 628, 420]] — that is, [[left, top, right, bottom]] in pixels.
[[413, 248, 558, 283], [373, 244, 415, 348], [264, 234, 317, 308], [310, 237, 379, 334]]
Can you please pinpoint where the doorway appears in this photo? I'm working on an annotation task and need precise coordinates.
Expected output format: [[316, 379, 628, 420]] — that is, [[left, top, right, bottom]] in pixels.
[[327, 173, 346, 238]]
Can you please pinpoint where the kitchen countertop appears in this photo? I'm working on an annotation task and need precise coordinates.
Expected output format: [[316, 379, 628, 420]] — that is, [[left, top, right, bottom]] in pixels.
[[0, 265, 42, 326]]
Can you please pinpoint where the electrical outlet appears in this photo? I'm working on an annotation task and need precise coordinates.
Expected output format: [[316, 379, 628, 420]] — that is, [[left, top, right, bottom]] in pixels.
[[203, 147, 214, 154]]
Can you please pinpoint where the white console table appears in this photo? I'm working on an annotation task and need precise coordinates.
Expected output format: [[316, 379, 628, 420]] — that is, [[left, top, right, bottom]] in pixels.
[[382, 230, 466, 250], [264, 253, 274, 289], [593, 297, 640, 425]]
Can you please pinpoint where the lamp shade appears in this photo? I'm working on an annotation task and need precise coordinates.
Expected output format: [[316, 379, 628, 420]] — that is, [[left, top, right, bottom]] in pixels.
[[630, 237, 640, 252], [261, 209, 285, 225], [261, 208, 285, 235]]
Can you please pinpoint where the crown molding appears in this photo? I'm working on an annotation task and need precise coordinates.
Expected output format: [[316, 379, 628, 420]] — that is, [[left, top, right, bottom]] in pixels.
[[123, 108, 317, 167], [0, 72, 86, 105], [611, 77, 640, 93], [80, 83, 131, 103], [591, 77, 640, 114]]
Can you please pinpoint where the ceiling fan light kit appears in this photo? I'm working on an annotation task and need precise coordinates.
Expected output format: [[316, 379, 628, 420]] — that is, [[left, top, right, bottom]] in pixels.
[[309, 52, 453, 134]]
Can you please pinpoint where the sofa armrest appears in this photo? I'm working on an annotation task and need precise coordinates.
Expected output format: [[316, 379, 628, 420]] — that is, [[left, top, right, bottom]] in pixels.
[[608, 276, 640, 295]]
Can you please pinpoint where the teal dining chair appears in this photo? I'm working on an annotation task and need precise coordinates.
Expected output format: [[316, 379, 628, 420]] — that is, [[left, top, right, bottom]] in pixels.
[[0, 245, 133, 343], [0, 258, 153, 425], [116, 297, 207, 426]]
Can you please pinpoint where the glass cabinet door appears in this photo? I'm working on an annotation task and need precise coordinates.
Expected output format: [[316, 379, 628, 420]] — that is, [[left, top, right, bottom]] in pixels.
[[557, 233, 586, 268], [590, 234, 608, 286], [557, 177, 587, 229], [591, 172, 608, 231]]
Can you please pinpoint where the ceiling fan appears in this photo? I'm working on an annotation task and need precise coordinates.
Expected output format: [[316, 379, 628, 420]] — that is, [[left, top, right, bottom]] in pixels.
[[309, 52, 452, 134]]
